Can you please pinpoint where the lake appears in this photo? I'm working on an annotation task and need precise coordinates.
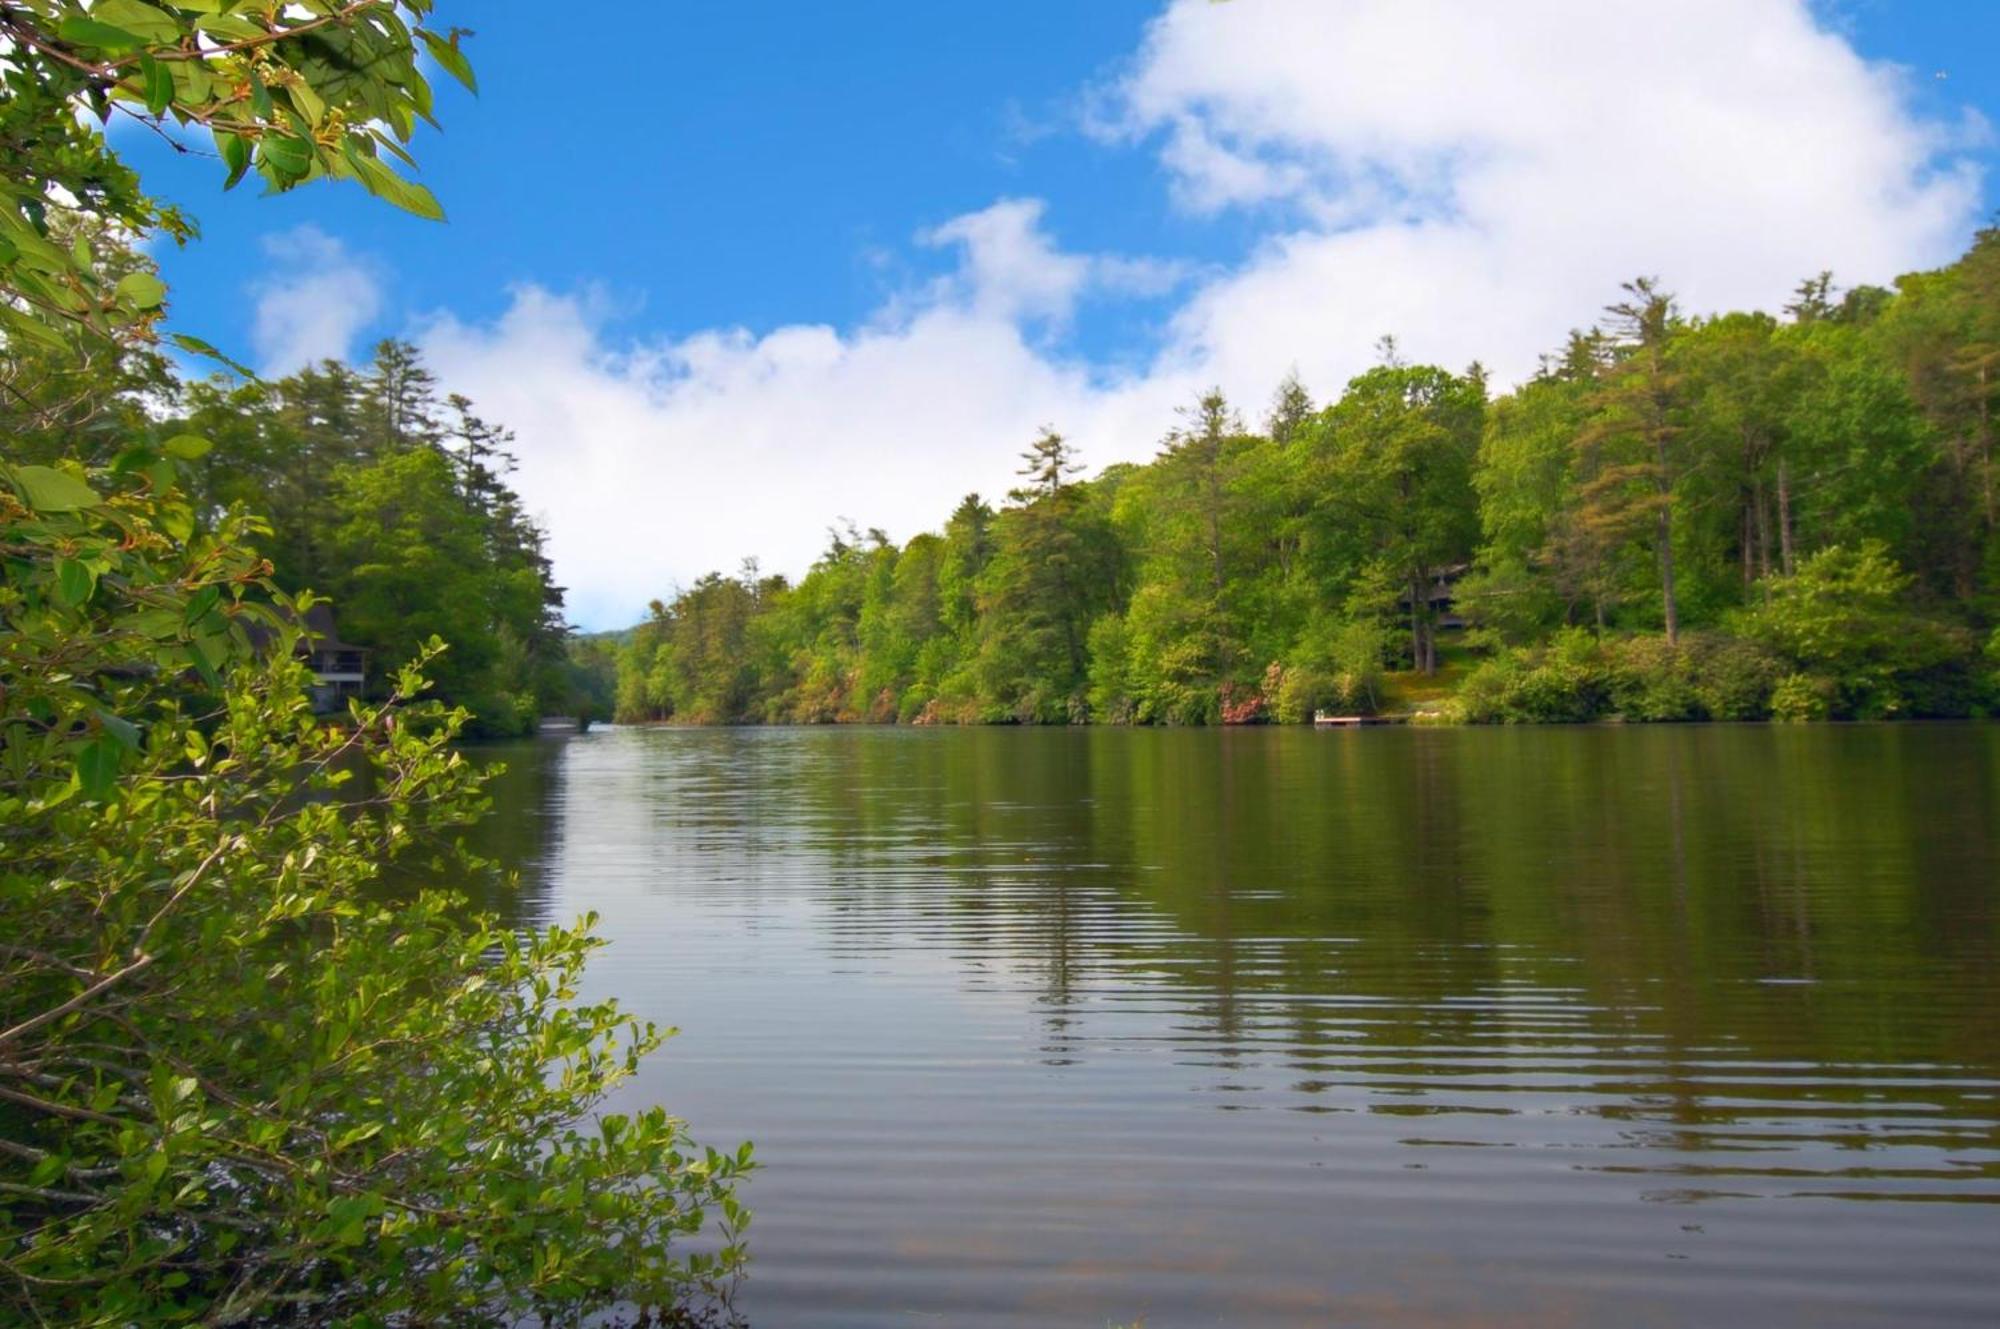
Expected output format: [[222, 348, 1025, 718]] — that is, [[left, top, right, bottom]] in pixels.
[[475, 725, 2000, 1327]]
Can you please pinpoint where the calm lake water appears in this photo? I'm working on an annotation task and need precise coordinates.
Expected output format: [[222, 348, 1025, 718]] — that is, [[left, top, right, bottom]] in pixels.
[[475, 725, 2000, 1328]]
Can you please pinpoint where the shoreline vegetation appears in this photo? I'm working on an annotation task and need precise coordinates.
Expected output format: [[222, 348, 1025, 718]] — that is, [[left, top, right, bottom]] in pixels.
[[605, 245, 2000, 729]]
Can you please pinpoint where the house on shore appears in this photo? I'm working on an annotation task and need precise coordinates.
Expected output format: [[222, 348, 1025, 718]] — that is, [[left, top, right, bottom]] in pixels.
[[298, 603, 369, 713], [1403, 562, 1471, 632], [249, 603, 370, 713]]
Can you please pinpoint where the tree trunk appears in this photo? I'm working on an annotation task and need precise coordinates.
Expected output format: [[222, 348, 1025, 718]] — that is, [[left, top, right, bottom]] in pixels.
[[1754, 479, 1772, 581], [1740, 494, 1754, 589], [1206, 454, 1226, 595], [1650, 428, 1679, 646], [1777, 459, 1795, 576], [1409, 576, 1427, 675], [1656, 502, 1679, 647], [1647, 383, 1679, 645], [1980, 362, 1994, 530]]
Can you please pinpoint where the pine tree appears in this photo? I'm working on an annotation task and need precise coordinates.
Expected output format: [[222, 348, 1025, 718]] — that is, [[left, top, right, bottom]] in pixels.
[[1579, 278, 1686, 644], [1265, 370, 1314, 446], [1011, 426, 1082, 502], [362, 338, 444, 454]]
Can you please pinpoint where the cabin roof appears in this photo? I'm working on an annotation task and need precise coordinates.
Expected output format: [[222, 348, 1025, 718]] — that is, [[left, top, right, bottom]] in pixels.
[[298, 603, 366, 654], [246, 603, 369, 658]]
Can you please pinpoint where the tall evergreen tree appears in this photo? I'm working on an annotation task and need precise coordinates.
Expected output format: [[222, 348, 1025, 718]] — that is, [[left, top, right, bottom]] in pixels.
[[1581, 278, 1687, 643]]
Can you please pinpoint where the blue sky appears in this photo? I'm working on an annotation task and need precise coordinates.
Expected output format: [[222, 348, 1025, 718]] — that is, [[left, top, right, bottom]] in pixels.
[[138, 3, 1218, 362], [125, 1, 2000, 628]]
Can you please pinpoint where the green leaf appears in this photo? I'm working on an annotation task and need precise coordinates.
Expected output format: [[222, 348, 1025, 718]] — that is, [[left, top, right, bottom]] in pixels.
[[341, 143, 445, 221], [288, 78, 326, 127], [259, 133, 313, 182], [186, 638, 222, 690], [418, 30, 478, 94], [171, 55, 212, 105], [218, 130, 252, 190], [0, 304, 70, 352], [194, 10, 263, 41], [184, 584, 223, 629], [170, 333, 256, 378], [164, 434, 213, 461], [93, 0, 183, 43], [139, 54, 175, 117], [56, 17, 145, 50], [117, 272, 168, 311], [76, 738, 122, 800], [157, 504, 192, 544], [11, 465, 102, 512], [249, 71, 274, 122], [96, 709, 141, 752], [55, 557, 97, 607]]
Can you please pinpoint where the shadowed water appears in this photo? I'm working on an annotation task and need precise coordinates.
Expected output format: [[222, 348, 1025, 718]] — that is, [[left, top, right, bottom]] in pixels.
[[475, 725, 2000, 1328]]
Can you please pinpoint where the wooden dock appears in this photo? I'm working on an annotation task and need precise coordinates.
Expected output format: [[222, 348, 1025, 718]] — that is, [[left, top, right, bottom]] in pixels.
[[1312, 712, 1406, 727]]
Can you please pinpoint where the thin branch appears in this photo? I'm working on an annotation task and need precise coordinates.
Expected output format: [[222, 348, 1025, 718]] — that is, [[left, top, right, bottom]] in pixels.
[[0, 955, 153, 1053], [0, 1085, 120, 1125]]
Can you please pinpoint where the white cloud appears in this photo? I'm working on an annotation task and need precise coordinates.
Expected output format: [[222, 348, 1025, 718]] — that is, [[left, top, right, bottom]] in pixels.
[[917, 198, 1093, 325], [908, 198, 1192, 331], [422, 0, 1982, 628], [1115, 0, 1983, 388], [250, 226, 382, 374], [418, 218, 1185, 630]]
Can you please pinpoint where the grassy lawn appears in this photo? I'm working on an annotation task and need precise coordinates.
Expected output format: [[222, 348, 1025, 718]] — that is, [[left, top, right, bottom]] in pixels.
[[1379, 640, 1482, 714]]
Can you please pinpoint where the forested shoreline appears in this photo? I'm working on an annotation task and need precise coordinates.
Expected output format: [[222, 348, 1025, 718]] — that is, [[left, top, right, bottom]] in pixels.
[[9, 326, 590, 735], [612, 236, 2000, 727]]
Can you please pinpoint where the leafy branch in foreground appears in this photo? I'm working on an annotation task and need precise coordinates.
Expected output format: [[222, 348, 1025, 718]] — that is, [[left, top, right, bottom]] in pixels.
[[1, 1, 471, 359], [3, 2, 752, 1322], [0, 451, 751, 1325]]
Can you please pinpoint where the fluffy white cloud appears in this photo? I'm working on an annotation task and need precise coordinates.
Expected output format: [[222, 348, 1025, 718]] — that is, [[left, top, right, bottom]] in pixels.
[[915, 197, 1191, 328], [250, 226, 382, 375], [917, 198, 1094, 325], [422, 0, 1983, 628], [1119, 0, 1983, 389], [418, 217, 1185, 629]]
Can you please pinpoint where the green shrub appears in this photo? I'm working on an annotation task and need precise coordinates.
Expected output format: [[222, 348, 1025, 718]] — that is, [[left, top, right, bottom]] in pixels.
[[1605, 633, 1781, 722], [1689, 636, 1781, 720], [1275, 620, 1388, 721], [1086, 613, 1137, 724], [1771, 672, 1836, 722], [1455, 629, 1787, 724], [1609, 636, 1701, 721], [1501, 628, 1613, 722], [1, 460, 751, 1326], [1452, 656, 1518, 724], [1271, 663, 1324, 724], [1508, 659, 1605, 722], [1737, 542, 1979, 718]]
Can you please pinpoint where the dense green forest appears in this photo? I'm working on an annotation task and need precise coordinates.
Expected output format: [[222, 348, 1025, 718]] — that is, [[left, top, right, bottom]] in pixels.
[[615, 236, 2000, 726], [5, 323, 586, 735]]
